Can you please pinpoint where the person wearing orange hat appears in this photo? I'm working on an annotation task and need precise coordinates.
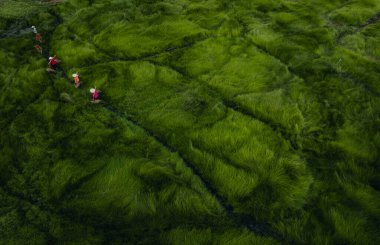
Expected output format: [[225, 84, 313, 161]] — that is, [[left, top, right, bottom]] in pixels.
[[72, 73, 80, 88]]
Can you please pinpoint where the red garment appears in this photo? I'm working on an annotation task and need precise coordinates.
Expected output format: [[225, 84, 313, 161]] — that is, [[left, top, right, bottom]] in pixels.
[[92, 90, 99, 101], [74, 76, 79, 84], [49, 58, 57, 66]]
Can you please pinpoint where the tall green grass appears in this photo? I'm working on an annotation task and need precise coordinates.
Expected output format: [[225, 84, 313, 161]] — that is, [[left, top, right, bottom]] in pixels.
[[0, 0, 41, 19], [1, 0, 380, 243], [74, 59, 313, 227], [161, 227, 278, 245]]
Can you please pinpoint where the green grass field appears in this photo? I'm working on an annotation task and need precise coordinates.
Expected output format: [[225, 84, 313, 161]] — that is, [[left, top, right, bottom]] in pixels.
[[1, 0, 379, 244]]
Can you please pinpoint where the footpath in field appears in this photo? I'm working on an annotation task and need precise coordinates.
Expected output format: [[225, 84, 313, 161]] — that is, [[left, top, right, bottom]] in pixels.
[[1, 0, 379, 244]]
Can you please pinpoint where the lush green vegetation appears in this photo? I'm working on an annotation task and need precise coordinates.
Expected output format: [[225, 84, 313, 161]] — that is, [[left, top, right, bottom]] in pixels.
[[1, 0, 379, 244]]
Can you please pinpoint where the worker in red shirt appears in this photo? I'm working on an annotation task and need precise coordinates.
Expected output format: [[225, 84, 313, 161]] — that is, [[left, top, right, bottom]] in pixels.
[[48, 55, 60, 70]]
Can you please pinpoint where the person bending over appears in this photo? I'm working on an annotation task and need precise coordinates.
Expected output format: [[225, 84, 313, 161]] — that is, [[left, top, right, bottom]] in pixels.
[[47, 55, 60, 72], [90, 88, 101, 103], [72, 73, 80, 88]]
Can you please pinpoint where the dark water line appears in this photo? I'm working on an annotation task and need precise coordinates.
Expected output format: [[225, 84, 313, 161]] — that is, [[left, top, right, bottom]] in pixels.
[[148, 60, 300, 152], [232, 15, 380, 99], [359, 12, 380, 29], [74, 34, 215, 70], [191, 136, 252, 172], [249, 38, 380, 99], [102, 104, 284, 240], [58, 165, 107, 201], [337, 12, 380, 43], [222, 98, 300, 150]]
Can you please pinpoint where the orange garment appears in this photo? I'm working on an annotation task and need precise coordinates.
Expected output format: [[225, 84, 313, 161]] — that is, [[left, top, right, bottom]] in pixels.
[[35, 33, 42, 42], [34, 45, 42, 54], [74, 76, 79, 84]]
